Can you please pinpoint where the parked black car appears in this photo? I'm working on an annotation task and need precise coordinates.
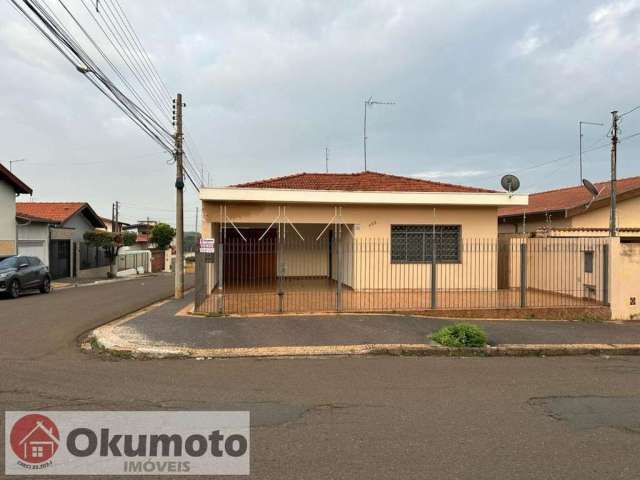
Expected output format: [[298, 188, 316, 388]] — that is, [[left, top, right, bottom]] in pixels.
[[0, 256, 51, 298]]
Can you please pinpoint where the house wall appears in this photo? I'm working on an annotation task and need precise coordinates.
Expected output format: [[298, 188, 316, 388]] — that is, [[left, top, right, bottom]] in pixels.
[[202, 202, 499, 291], [62, 213, 96, 242], [16, 222, 49, 266], [0, 181, 16, 256], [569, 195, 640, 229]]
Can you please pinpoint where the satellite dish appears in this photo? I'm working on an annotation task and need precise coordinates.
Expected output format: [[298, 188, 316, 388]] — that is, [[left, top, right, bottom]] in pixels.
[[582, 178, 600, 210], [501, 174, 521, 193], [582, 178, 599, 198]]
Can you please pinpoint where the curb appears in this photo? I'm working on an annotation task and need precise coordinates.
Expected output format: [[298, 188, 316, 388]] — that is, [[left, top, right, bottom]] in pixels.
[[84, 336, 640, 360]]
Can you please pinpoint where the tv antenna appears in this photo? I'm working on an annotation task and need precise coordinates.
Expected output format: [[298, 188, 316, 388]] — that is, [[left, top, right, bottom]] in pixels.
[[363, 97, 395, 171], [579, 120, 603, 183]]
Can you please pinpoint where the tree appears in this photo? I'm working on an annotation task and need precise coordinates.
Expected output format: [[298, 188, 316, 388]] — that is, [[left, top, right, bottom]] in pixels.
[[151, 223, 176, 250], [122, 231, 137, 246], [83, 230, 123, 278]]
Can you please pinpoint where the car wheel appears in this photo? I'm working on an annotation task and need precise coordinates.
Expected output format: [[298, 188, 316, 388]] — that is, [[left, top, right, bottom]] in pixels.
[[8, 279, 20, 299], [40, 277, 51, 294]]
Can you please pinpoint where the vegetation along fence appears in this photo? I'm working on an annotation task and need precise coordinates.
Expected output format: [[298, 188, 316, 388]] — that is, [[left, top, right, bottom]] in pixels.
[[194, 235, 610, 315], [79, 243, 110, 270]]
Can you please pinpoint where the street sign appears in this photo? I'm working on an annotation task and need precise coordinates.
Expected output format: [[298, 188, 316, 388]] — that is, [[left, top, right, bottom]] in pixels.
[[200, 238, 215, 254]]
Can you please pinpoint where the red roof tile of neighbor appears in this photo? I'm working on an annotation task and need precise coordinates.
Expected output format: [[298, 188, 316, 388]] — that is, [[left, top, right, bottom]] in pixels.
[[498, 176, 640, 218], [16, 202, 106, 228], [0, 163, 32, 195], [232, 171, 495, 193]]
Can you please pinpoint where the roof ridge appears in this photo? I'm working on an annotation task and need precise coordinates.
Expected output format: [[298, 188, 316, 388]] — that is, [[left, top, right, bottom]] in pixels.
[[365, 170, 496, 192]]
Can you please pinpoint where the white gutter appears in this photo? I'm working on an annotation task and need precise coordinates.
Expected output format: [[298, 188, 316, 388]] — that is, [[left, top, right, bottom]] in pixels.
[[199, 187, 528, 207]]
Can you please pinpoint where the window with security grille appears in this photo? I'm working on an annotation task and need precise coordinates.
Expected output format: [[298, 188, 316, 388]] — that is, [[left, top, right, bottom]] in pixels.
[[391, 225, 461, 263]]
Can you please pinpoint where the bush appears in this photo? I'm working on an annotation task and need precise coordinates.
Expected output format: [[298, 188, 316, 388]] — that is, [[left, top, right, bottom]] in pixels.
[[431, 323, 488, 348]]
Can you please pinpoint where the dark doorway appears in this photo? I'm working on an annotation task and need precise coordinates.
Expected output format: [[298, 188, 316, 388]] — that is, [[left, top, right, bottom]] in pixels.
[[223, 228, 277, 284], [49, 240, 71, 279]]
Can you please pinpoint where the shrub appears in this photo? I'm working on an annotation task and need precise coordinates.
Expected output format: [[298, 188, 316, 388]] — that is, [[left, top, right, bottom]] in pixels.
[[431, 323, 488, 348]]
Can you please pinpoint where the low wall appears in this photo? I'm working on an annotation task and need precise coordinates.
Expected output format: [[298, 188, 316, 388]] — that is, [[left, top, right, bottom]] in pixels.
[[610, 239, 640, 320], [77, 265, 110, 279]]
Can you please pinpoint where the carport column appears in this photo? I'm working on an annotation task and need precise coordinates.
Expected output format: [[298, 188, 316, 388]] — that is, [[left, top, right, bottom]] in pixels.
[[277, 221, 284, 313], [520, 242, 527, 308], [336, 223, 342, 312]]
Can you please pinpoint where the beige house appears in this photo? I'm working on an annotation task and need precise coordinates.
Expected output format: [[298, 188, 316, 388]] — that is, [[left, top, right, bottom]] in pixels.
[[0, 163, 32, 257], [498, 176, 640, 238], [198, 171, 529, 313]]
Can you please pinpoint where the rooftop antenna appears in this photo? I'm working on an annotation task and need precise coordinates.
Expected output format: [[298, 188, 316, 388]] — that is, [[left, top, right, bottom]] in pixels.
[[9, 158, 25, 172], [579, 120, 603, 183], [325, 146, 329, 173], [364, 97, 395, 172]]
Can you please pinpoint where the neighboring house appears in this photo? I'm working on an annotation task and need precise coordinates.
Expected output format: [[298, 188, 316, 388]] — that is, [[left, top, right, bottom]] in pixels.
[[16, 202, 106, 279], [199, 171, 527, 306], [498, 176, 640, 239], [98, 216, 130, 233], [123, 220, 157, 249], [0, 163, 32, 258]]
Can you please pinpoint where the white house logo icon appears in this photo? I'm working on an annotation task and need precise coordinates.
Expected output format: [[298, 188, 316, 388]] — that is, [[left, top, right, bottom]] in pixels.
[[10, 414, 60, 465]]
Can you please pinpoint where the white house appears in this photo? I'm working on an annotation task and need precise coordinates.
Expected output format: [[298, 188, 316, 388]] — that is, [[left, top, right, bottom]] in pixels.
[[0, 163, 32, 258]]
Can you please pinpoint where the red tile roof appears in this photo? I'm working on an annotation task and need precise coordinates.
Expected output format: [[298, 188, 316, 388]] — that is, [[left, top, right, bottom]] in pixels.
[[16, 202, 106, 228], [232, 171, 495, 193], [0, 163, 32, 195], [498, 176, 640, 218]]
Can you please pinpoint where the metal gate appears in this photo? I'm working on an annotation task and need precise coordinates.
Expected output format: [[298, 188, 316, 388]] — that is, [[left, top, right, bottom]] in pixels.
[[195, 234, 611, 315], [49, 239, 71, 279]]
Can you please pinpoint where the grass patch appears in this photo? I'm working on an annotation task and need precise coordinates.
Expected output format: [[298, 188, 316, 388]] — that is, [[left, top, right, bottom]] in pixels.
[[431, 323, 488, 348]]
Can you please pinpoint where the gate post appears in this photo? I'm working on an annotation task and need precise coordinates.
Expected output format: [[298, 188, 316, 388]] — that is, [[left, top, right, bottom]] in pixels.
[[277, 236, 284, 313], [216, 243, 224, 314], [336, 225, 342, 312], [602, 243, 609, 306], [195, 249, 206, 312], [520, 242, 527, 308], [430, 242, 437, 309]]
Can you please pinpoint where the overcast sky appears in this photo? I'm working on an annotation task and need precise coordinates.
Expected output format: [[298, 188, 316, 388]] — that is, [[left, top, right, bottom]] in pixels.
[[1, 0, 640, 226]]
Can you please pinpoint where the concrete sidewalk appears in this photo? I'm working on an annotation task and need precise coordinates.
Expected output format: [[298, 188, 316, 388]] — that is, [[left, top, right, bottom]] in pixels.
[[88, 291, 640, 358]]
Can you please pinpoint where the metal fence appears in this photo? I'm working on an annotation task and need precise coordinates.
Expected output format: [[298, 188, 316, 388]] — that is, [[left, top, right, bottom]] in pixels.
[[79, 243, 110, 270], [117, 250, 150, 272], [194, 236, 610, 315]]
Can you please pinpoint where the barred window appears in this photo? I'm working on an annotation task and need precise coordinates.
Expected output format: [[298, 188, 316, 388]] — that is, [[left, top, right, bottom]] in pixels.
[[391, 225, 461, 263], [584, 250, 594, 273]]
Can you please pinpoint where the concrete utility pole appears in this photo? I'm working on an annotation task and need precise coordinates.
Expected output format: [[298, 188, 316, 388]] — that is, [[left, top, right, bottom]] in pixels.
[[579, 120, 603, 183], [363, 97, 394, 172], [609, 111, 619, 237], [195, 207, 199, 233], [174, 93, 185, 299], [114, 201, 120, 233]]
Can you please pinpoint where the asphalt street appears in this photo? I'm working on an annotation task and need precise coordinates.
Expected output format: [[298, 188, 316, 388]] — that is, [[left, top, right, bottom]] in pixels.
[[1, 274, 640, 479]]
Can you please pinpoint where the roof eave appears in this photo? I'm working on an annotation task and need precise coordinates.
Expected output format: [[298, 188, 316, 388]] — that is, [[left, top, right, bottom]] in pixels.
[[200, 187, 529, 207]]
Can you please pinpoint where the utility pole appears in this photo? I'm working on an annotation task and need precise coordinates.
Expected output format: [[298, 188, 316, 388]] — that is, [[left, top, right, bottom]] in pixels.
[[579, 120, 603, 183], [609, 111, 619, 237], [114, 201, 120, 233], [111, 202, 115, 232], [173, 93, 185, 299], [363, 97, 395, 171], [195, 207, 199, 233]]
